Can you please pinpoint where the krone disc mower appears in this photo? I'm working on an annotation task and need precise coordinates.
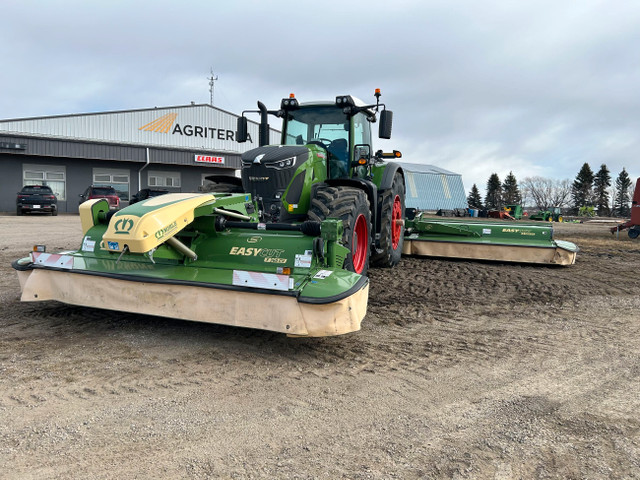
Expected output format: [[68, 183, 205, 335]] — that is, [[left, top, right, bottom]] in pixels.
[[13, 193, 368, 337]]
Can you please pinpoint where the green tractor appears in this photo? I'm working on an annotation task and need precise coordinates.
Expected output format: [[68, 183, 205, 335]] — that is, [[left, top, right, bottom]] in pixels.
[[228, 90, 406, 276], [529, 207, 563, 222]]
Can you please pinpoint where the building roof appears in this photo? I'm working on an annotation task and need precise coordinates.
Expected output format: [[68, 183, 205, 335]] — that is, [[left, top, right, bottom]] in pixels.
[[0, 104, 279, 154], [396, 162, 460, 176]]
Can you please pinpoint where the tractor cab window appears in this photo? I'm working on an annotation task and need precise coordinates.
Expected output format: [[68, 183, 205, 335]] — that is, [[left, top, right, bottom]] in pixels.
[[352, 112, 372, 148], [283, 106, 350, 178]]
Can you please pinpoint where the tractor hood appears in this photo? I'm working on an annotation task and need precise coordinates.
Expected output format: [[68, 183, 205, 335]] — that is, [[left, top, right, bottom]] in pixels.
[[240, 145, 311, 222], [241, 145, 309, 168]]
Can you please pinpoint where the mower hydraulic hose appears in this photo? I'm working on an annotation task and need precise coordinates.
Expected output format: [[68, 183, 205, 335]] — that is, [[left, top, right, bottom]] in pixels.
[[215, 218, 322, 236]]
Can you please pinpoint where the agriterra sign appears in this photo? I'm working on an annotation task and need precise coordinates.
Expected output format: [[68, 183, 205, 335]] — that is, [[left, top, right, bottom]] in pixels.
[[139, 113, 253, 143], [173, 124, 246, 142], [195, 155, 224, 164]]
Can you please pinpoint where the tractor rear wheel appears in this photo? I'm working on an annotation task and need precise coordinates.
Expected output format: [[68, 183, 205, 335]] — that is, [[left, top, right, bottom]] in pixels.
[[308, 185, 372, 275], [372, 172, 405, 267]]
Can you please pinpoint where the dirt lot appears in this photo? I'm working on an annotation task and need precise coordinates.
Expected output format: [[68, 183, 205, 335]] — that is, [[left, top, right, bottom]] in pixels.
[[1, 214, 639, 479]]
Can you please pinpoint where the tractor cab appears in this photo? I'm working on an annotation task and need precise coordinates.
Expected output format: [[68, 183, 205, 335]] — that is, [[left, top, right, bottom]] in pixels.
[[280, 100, 374, 180], [237, 91, 394, 183]]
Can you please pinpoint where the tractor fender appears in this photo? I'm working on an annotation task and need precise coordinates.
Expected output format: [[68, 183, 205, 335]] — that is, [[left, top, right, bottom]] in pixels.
[[374, 163, 405, 243], [379, 162, 404, 191]]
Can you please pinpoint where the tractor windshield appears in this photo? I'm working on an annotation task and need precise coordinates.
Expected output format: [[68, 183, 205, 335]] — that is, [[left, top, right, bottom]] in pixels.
[[283, 106, 348, 146], [283, 106, 350, 178]]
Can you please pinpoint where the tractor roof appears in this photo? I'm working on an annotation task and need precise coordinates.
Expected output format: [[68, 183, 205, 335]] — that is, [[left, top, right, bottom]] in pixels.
[[299, 97, 375, 115]]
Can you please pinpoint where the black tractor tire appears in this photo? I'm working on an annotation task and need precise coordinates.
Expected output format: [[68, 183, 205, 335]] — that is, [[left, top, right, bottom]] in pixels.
[[16, 207, 22, 216], [52, 207, 58, 216], [372, 172, 405, 268], [629, 228, 639, 240], [308, 185, 372, 276]]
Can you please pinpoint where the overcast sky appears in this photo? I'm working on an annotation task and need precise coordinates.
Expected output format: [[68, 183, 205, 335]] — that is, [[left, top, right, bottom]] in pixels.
[[2, 0, 638, 195]]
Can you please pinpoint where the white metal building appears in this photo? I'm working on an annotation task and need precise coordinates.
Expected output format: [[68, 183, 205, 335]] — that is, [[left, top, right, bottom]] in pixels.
[[398, 162, 468, 211]]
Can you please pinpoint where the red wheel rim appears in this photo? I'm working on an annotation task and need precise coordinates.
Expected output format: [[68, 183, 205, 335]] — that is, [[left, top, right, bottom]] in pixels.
[[391, 195, 402, 249], [352, 213, 368, 274]]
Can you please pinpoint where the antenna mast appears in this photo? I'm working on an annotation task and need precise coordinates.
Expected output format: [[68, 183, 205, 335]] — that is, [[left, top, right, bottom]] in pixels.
[[208, 68, 218, 105]]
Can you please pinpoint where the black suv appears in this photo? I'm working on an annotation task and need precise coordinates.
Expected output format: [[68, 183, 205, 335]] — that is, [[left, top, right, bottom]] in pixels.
[[17, 185, 58, 216], [129, 188, 169, 205]]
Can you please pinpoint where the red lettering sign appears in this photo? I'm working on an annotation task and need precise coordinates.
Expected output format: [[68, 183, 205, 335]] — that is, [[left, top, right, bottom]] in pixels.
[[195, 155, 225, 164]]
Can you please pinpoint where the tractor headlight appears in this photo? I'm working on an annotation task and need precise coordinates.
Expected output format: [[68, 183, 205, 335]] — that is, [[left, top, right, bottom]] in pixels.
[[280, 97, 299, 109], [266, 156, 296, 170], [335, 95, 355, 107]]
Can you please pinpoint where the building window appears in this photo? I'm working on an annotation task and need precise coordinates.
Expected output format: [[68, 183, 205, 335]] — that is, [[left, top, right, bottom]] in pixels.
[[23, 165, 66, 201], [149, 171, 181, 188], [93, 168, 130, 201]]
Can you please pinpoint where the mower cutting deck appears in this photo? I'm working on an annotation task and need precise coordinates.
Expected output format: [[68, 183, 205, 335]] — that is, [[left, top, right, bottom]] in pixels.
[[13, 195, 368, 337], [403, 214, 578, 266]]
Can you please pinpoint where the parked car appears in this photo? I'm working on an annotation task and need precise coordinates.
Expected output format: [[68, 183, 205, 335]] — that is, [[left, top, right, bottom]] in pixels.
[[129, 188, 169, 205], [16, 185, 58, 216], [79, 185, 120, 210]]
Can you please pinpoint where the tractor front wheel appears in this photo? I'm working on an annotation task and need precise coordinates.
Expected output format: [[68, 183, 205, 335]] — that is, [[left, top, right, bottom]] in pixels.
[[372, 172, 405, 268], [308, 185, 372, 275], [629, 228, 639, 240]]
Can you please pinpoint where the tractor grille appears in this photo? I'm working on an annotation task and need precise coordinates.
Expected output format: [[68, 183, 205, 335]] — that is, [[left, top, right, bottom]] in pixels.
[[241, 146, 309, 219]]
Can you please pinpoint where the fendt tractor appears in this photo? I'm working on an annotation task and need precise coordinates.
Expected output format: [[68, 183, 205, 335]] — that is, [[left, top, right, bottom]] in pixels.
[[223, 89, 405, 276], [13, 91, 578, 337]]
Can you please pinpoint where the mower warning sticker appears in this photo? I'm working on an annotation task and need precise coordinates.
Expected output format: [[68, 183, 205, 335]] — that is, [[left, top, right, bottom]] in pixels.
[[295, 254, 312, 268], [107, 241, 120, 251], [82, 236, 96, 252], [313, 270, 333, 279], [482, 228, 491, 235]]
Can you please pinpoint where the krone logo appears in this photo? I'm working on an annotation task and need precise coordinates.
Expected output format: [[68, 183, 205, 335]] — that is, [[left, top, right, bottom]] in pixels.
[[155, 221, 178, 240], [247, 236, 262, 244], [114, 218, 134, 234]]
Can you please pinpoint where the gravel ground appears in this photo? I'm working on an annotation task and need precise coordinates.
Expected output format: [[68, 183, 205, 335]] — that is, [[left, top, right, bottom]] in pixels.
[[1, 214, 639, 479]]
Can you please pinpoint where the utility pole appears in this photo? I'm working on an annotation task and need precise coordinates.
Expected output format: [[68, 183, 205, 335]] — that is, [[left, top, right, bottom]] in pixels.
[[208, 68, 218, 105]]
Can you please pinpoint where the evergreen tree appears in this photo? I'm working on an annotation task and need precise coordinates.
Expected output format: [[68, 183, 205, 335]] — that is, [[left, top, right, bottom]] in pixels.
[[614, 168, 632, 217], [484, 173, 502, 210], [467, 183, 483, 209], [502, 171, 522, 205], [593, 164, 611, 216], [571, 163, 594, 213]]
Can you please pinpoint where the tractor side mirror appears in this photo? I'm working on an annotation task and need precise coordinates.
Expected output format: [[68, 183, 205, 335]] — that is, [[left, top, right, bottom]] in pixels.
[[379, 110, 393, 139], [236, 117, 248, 143]]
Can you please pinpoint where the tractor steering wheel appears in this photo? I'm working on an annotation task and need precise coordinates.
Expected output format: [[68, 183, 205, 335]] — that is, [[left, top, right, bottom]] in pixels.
[[307, 138, 332, 150]]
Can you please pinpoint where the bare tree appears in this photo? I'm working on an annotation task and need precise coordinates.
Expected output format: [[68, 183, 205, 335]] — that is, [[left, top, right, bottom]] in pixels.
[[521, 177, 572, 210], [550, 179, 572, 208]]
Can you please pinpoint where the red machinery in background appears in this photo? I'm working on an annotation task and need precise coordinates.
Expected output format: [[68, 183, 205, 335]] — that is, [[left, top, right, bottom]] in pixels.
[[611, 177, 640, 239]]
